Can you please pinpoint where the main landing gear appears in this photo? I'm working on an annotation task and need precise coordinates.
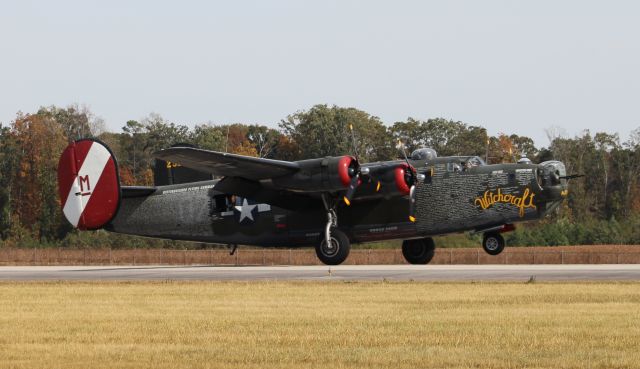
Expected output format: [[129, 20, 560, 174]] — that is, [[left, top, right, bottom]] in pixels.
[[316, 227, 351, 265], [316, 197, 351, 265], [402, 237, 435, 264]]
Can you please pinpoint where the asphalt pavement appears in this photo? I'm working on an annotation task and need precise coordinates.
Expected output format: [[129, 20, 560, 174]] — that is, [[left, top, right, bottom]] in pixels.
[[1, 264, 640, 281]]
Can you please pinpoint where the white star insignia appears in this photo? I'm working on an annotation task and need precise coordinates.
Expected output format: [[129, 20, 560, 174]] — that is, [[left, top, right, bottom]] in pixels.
[[235, 198, 257, 222]]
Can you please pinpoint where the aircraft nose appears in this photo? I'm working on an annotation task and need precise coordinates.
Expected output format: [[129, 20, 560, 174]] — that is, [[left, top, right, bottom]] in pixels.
[[538, 160, 568, 199]]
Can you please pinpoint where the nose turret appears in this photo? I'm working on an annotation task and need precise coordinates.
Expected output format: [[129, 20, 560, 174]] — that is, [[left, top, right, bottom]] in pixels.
[[537, 160, 568, 202]]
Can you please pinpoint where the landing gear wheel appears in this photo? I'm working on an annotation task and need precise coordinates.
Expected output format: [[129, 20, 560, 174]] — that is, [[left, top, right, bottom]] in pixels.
[[316, 227, 351, 265], [482, 232, 505, 255], [402, 237, 435, 264]]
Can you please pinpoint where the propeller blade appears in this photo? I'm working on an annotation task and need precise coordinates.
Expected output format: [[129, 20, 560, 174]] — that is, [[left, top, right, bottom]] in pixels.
[[343, 174, 360, 206], [398, 139, 410, 166], [349, 124, 359, 162], [408, 185, 416, 222]]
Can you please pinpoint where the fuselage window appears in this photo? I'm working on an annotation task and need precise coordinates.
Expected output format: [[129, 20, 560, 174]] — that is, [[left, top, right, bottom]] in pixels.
[[213, 194, 236, 212]]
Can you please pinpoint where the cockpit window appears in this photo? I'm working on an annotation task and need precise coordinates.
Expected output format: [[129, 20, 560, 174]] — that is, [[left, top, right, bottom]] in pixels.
[[463, 156, 485, 170], [467, 156, 486, 166]]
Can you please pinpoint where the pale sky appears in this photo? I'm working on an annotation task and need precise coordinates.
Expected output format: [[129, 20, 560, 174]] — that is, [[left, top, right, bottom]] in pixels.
[[1, 0, 638, 146]]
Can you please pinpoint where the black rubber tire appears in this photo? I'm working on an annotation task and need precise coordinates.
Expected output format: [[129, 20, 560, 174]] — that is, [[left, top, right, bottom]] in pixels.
[[482, 232, 505, 255], [315, 227, 351, 265], [402, 237, 435, 264]]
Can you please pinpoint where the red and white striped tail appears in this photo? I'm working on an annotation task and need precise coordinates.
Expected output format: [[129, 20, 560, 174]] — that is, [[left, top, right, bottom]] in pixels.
[[58, 139, 120, 230]]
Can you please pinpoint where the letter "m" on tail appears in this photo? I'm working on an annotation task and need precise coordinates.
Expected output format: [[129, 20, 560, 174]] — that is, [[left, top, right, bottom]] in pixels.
[[78, 175, 91, 195]]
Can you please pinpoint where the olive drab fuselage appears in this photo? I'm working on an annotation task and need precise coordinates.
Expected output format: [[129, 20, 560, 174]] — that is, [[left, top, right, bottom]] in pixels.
[[106, 156, 568, 247]]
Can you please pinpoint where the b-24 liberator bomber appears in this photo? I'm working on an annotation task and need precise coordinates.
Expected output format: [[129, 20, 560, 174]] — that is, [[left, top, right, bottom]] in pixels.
[[58, 138, 571, 265]]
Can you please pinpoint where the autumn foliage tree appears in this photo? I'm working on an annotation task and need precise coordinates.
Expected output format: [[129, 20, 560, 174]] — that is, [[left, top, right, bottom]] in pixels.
[[8, 112, 68, 240]]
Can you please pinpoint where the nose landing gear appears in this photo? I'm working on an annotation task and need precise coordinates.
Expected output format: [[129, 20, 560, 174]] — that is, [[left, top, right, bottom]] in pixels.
[[475, 224, 513, 256], [482, 232, 505, 255]]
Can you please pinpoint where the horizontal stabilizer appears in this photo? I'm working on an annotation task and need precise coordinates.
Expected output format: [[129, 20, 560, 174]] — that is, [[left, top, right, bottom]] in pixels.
[[121, 186, 157, 198]]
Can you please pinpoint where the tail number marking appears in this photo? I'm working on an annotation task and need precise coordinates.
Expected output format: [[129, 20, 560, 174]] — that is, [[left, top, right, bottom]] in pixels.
[[75, 175, 92, 196]]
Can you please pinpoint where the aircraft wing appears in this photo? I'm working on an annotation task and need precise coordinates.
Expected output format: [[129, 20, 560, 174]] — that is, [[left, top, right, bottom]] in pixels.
[[154, 147, 300, 180], [154, 147, 415, 212]]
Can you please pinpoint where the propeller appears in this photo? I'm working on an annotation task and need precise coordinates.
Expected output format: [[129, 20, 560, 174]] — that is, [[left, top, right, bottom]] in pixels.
[[343, 165, 361, 206], [409, 185, 416, 223], [397, 140, 422, 222], [342, 124, 368, 206], [349, 123, 359, 162]]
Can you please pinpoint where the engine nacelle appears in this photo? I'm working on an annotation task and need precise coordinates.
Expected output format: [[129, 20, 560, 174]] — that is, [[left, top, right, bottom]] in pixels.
[[393, 163, 413, 195], [362, 162, 415, 197], [271, 156, 357, 192]]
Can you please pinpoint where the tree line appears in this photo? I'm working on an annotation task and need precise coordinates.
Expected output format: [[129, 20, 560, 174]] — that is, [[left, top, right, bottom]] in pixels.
[[0, 104, 638, 248]]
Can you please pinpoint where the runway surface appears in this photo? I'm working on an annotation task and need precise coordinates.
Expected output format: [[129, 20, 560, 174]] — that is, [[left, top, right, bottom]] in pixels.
[[1, 264, 640, 281]]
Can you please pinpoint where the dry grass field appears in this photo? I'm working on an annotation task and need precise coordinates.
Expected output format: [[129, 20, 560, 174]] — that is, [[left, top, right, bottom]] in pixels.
[[1, 282, 639, 369]]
